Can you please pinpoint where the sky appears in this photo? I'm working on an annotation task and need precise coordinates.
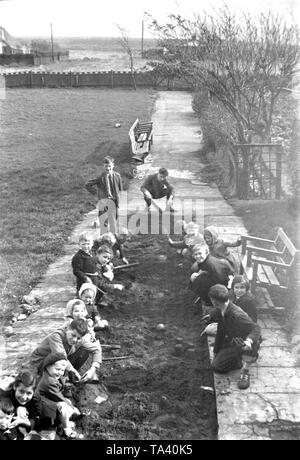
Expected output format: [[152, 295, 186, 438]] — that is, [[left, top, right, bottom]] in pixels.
[[0, 0, 299, 38]]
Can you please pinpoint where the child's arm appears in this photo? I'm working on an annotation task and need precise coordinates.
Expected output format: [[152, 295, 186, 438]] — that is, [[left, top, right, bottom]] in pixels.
[[85, 176, 100, 195], [168, 237, 185, 248], [221, 237, 242, 248], [9, 407, 31, 430]]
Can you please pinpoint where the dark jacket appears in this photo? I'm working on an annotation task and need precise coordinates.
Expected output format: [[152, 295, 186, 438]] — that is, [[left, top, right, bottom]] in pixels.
[[140, 173, 174, 199], [214, 302, 261, 354], [190, 255, 233, 304], [85, 171, 122, 207], [72, 249, 98, 291], [229, 291, 258, 323], [36, 370, 71, 419]]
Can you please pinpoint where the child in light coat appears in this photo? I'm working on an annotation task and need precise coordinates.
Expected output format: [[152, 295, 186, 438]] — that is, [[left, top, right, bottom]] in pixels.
[[204, 226, 241, 273]]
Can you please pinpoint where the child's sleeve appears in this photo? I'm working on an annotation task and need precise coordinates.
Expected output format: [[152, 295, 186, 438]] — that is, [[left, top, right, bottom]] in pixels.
[[114, 237, 124, 259], [168, 238, 185, 248], [221, 237, 242, 248], [85, 177, 100, 195], [43, 378, 68, 403], [47, 333, 77, 374]]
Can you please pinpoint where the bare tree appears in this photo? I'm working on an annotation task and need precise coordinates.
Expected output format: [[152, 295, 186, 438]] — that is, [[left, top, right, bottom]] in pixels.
[[147, 7, 300, 142], [116, 25, 137, 90]]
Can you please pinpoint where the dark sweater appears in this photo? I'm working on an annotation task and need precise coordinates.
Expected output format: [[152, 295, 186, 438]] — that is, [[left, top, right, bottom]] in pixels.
[[229, 291, 258, 323], [214, 302, 261, 354], [72, 249, 98, 292], [140, 173, 174, 199], [190, 255, 233, 304]]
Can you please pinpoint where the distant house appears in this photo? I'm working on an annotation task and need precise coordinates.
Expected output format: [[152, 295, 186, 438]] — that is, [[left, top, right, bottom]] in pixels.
[[0, 26, 29, 54]]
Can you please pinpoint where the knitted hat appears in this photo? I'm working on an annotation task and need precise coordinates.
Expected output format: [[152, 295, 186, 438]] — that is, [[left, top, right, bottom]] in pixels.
[[78, 283, 97, 299], [65, 299, 87, 318], [42, 352, 67, 370]]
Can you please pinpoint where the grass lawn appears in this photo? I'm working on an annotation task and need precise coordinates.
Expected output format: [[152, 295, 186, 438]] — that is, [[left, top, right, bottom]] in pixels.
[[0, 88, 157, 320]]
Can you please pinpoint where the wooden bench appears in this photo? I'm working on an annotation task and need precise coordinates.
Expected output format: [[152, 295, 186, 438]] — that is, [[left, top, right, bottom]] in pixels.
[[241, 227, 298, 294], [129, 118, 153, 163]]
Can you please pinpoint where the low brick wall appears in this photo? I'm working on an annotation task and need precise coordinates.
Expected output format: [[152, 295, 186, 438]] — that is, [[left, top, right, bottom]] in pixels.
[[1, 70, 193, 90]]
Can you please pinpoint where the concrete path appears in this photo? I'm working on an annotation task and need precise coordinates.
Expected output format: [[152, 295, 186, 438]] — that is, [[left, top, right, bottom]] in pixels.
[[1, 91, 300, 440]]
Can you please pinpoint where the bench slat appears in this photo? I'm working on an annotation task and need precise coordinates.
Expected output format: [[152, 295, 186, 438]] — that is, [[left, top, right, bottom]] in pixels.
[[261, 264, 280, 286]]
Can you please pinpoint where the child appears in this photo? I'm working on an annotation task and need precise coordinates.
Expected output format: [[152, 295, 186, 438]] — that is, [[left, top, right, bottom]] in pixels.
[[36, 353, 81, 439], [204, 226, 241, 273], [94, 245, 124, 304], [230, 275, 258, 323], [85, 156, 123, 233], [208, 284, 261, 390], [168, 221, 205, 257], [0, 397, 16, 440], [0, 370, 41, 440], [71, 232, 96, 294], [77, 285, 109, 329], [190, 243, 234, 306], [31, 319, 101, 384], [92, 231, 129, 264]]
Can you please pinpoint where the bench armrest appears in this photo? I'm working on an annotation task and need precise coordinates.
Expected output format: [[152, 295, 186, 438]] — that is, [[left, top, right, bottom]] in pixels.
[[252, 256, 291, 269], [241, 235, 275, 244], [246, 245, 284, 257], [241, 234, 275, 255]]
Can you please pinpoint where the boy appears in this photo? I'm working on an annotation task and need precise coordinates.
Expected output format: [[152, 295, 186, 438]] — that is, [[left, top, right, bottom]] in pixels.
[[30, 319, 102, 384], [85, 156, 123, 233], [94, 245, 124, 302], [72, 232, 96, 295], [140, 167, 174, 211], [208, 284, 261, 390], [190, 244, 233, 306]]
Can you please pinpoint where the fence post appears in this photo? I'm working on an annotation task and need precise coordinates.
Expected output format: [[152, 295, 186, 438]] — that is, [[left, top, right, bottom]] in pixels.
[[275, 145, 282, 199], [111, 70, 114, 89], [69, 71, 72, 88], [29, 71, 32, 88]]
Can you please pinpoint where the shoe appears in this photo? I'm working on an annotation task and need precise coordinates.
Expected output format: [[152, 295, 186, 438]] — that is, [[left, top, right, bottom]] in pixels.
[[238, 369, 250, 390]]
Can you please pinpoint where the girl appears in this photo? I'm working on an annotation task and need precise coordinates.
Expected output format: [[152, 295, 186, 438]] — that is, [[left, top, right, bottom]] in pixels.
[[203, 226, 241, 273], [36, 353, 81, 439], [67, 293, 108, 330], [230, 275, 258, 323], [0, 370, 41, 439]]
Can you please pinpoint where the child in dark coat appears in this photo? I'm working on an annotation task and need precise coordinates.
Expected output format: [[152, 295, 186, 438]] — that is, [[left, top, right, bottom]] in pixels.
[[190, 244, 234, 306], [71, 232, 96, 294], [209, 284, 261, 390], [36, 353, 81, 439]]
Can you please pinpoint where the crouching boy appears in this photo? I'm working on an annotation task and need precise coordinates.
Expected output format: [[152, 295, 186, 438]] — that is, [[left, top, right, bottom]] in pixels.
[[208, 284, 261, 390]]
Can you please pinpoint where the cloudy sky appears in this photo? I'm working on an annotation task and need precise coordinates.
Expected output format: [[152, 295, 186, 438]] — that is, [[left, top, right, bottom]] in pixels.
[[0, 0, 299, 37]]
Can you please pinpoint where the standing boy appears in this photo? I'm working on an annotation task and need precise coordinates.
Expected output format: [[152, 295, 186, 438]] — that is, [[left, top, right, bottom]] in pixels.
[[85, 156, 123, 233]]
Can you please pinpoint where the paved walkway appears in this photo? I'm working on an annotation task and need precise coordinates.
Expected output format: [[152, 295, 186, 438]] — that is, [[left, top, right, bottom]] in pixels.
[[1, 91, 300, 440]]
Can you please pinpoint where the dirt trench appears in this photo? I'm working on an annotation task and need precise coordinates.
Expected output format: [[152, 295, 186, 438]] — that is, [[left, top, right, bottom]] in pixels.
[[74, 234, 218, 440]]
